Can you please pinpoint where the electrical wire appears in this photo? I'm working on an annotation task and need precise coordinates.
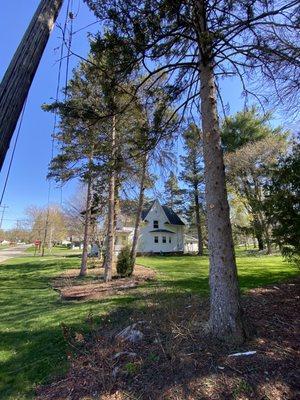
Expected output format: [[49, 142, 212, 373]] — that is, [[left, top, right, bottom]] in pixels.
[[42, 0, 73, 250], [0, 98, 27, 206]]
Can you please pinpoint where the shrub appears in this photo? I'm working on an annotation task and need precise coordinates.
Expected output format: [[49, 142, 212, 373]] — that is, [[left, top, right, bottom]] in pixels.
[[116, 245, 134, 277], [265, 144, 300, 267]]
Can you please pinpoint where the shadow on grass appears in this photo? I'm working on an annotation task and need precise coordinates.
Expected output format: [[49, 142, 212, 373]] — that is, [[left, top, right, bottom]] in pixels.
[[1, 253, 299, 399], [63, 254, 82, 259], [0, 295, 136, 400], [0, 256, 136, 399]]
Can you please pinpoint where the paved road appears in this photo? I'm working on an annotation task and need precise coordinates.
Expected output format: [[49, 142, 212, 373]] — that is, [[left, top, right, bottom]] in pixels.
[[0, 244, 31, 263]]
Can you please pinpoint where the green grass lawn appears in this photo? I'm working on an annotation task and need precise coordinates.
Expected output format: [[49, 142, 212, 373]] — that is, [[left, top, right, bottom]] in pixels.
[[0, 251, 135, 400], [138, 251, 299, 295], [0, 249, 298, 399]]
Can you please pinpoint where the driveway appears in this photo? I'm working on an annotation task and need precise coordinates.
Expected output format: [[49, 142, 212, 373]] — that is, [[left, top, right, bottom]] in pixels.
[[0, 244, 31, 263]]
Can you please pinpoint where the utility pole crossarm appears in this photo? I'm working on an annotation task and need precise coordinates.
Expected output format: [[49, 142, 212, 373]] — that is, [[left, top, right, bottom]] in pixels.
[[0, 0, 63, 171]]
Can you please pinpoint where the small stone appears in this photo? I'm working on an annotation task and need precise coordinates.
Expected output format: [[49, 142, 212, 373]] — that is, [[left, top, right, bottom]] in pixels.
[[116, 322, 145, 343]]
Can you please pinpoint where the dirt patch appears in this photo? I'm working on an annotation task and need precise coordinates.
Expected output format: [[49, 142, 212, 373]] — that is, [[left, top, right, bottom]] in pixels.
[[53, 264, 156, 301], [37, 279, 300, 400]]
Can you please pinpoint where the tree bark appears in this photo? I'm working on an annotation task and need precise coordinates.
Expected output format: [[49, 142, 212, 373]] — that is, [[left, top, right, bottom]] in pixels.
[[48, 225, 54, 250], [41, 208, 50, 257], [79, 176, 92, 277], [253, 218, 264, 250], [194, 185, 204, 256], [257, 233, 264, 251], [103, 116, 116, 282], [131, 155, 147, 266], [0, 0, 63, 170], [264, 225, 272, 254], [196, 0, 246, 344]]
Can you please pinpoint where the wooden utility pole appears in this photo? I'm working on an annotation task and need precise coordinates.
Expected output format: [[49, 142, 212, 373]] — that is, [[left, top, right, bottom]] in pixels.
[[0, 0, 63, 171]]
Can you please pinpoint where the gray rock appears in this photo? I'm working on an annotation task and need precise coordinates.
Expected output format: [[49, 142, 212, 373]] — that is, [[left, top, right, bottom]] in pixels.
[[116, 322, 145, 343]]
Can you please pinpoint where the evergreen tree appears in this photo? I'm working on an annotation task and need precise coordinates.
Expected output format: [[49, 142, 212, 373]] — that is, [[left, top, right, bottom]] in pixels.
[[164, 172, 185, 214], [265, 143, 300, 266], [126, 81, 178, 268], [222, 108, 284, 153], [45, 34, 138, 279], [85, 0, 299, 343], [86, 32, 139, 281], [180, 124, 204, 255], [44, 61, 109, 276]]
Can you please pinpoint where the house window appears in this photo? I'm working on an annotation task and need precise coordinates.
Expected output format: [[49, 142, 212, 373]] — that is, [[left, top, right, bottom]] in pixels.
[[154, 236, 158, 243], [169, 237, 172, 243], [153, 220, 159, 229], [162, 236, 166, 243]]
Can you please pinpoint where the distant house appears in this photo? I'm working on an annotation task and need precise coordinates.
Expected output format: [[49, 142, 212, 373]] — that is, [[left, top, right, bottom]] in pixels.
[[115, 199, 193, 254]]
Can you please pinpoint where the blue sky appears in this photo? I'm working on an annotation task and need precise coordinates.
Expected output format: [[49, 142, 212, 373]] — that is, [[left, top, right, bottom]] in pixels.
[[0, 1, 295, 230], [0, 0, 99, 229]]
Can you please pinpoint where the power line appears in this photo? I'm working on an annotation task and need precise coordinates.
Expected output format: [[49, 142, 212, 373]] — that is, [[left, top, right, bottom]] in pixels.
[[0, 98, 27, 206], [72, 19, 100, 35], [64, 0, 74, 98], [42, 0, 73, 256], [60, 0, 75, 207]]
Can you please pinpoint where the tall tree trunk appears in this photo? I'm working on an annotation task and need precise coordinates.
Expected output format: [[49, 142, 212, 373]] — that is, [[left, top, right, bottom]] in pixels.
[[41, 208, 50, 257], [0, 0, 63, 170], [131, 155, 147, 266], [48, 225, 54, 250], [264, 225, 272, 254], [253, 218, 264, 250], [257, 233, 264, 251], [104, 116, 116, 282], [196, 1, 246, 344], [194, 185, 204, 255], [114, 176, 120, 231], [79, 176, 92, 277]]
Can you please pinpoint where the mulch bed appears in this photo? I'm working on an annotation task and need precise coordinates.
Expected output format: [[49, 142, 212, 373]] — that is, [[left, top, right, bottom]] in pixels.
[[53, 265, 156, 301], [37, 279, 300, 400]]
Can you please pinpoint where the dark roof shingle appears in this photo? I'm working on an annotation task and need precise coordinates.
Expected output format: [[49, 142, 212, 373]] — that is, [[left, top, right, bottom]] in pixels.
[[141, 200, 185, 226], [162, 205, 185, 225]]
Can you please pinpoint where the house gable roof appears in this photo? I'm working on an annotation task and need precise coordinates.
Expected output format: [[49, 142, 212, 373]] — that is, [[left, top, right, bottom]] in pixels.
[[141, 200, 155, 221], [162, 205, 185, 226], [141, 200, 185, 226]]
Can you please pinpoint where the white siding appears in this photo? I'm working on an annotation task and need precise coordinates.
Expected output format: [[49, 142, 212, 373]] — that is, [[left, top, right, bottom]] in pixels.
[[137, 200, 184, 253], [184, 242, 198, 253]]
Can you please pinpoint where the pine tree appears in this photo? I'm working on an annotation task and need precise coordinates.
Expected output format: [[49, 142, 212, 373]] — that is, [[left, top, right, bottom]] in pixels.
[[86, 32, 138, 281], [180, 124, 204, 255], [221, 108, 284, 153], [164, 172, 185, 214], [124, 80, 178, 268], [44, 61, 109, 276], [85, 0, 299, 343], [265, 143, 300, 266]]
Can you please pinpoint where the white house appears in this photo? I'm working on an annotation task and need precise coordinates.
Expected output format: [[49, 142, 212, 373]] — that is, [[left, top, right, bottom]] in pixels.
[[137, 199, 185, 253], [114, 199, 191, 254]]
